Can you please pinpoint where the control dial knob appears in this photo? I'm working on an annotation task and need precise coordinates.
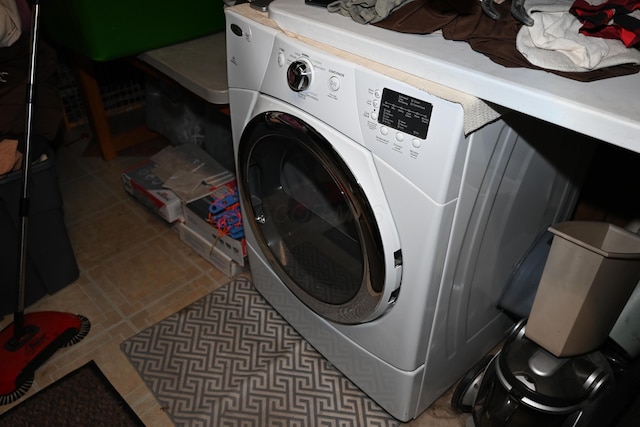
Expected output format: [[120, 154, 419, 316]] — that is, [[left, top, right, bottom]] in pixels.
[[287, 58, 313, 92]]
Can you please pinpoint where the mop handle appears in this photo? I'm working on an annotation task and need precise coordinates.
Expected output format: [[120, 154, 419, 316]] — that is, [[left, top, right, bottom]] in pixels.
[[15, 0, 42, 335]]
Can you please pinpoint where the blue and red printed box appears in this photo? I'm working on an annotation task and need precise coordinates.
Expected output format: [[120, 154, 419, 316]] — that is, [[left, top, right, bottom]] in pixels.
[[183, 179, 247, 266]]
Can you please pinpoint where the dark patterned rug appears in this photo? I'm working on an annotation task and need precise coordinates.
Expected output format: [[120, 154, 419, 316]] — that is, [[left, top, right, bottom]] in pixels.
[[0, 360, 143, 426], [121, 277, 399, 426]]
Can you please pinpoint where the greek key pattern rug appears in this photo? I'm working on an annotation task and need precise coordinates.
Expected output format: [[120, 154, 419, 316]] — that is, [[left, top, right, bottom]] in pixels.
[[121, 277, 399, 426]]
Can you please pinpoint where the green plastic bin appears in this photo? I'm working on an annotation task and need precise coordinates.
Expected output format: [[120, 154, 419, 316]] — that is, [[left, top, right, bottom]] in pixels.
[[41, 0, 226, 61]]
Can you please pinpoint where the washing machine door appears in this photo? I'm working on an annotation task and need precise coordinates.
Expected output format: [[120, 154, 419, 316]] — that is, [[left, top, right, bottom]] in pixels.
[[238, 109, 402, 324]]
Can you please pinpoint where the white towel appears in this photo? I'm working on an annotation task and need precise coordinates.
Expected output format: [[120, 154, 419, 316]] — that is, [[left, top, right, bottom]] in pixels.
[[0, 0, 21, 48], [516, 0, 640, 72]]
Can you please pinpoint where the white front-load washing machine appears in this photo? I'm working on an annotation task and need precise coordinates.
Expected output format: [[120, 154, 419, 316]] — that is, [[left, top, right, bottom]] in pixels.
[[225, 6, 593, 422]]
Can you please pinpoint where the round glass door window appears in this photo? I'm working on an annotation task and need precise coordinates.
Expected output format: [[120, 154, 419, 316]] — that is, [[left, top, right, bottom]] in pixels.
[[238, 111, 389, 324]]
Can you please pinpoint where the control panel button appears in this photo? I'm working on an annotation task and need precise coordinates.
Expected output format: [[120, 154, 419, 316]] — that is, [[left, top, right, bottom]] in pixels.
[[412, 138, 422, 148], [380, 126, 389, 136], [278, 52, 286, 67], [395, 133, 405, 142], [328, 76, 341, 91]]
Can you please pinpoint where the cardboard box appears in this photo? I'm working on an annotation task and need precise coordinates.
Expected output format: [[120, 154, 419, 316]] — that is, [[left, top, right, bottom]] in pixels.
[[122, 160, 183, 223], [177, 223, 246, 278], [121, 144, 234, 224], [150, 144, 234, 203], [183, 180, 247, 266]]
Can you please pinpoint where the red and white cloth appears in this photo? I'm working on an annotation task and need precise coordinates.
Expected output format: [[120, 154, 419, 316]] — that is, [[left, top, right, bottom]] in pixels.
[[570, 0, 640, 47]]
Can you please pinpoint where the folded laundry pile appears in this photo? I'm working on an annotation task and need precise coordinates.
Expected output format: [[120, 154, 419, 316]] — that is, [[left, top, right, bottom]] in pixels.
[[346, 0, 640, 80]]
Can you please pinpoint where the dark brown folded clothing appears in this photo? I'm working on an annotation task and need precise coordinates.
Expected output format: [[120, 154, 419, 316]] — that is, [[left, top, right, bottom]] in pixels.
[[374, 0, 640, 82]]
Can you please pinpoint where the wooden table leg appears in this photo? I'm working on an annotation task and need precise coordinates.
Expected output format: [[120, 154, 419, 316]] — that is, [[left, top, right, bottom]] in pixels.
[[73, 55, 160, 160]]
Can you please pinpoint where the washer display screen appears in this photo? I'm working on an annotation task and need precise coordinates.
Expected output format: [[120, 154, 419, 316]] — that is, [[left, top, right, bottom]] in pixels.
[[379, 88, 433, 139]]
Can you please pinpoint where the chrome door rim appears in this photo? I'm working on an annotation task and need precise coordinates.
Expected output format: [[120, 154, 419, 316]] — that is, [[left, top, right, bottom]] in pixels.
[[238, 111, 396, 324]]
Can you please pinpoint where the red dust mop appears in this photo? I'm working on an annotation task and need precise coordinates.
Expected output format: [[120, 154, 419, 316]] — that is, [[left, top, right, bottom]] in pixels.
[[0, 0, 90, 405]]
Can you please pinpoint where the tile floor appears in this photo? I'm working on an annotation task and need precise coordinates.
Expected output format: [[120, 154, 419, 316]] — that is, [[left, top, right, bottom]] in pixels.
[[0, 133, 467, 426]]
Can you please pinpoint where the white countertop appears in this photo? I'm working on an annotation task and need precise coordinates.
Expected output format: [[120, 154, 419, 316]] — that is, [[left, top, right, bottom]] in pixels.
[[268, 0, 640, 154], [138, 32, 228, 104]]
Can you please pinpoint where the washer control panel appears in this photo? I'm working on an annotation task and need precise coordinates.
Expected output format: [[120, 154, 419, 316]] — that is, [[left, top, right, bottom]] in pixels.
[[373, 88, 433, 149], [261, 34, 469, 203]]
